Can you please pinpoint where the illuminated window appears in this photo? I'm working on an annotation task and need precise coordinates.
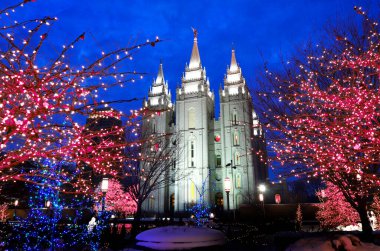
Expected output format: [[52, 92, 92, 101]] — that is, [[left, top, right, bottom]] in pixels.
[[189, 181, 196, 203], [235, 151, 241, 165], [236, 173, 242, 188], [188, 108, 195, 129], [233, 129, 240, 145]]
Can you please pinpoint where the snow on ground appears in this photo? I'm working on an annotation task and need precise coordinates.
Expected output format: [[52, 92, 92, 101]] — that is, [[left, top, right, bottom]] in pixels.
[[136, 225, 226, 250], [286, 235, 380, 251]]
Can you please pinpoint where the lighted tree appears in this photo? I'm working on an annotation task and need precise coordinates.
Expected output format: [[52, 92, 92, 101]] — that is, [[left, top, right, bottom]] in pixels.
[[370, 195, 380, 230], [0, 1, 160, 192], [295, 204, 303, 231], [316, 182, 360, 230], [0, 203, 8, 222], [95, 178, 136, 216], [257, 7, 380, 237], [190, 177, 210, 226], [8, 163, 96, 250]]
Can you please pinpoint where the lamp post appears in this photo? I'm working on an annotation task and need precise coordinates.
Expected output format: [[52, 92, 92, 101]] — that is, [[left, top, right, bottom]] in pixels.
[[14, 199, 18, 219], [224, 177, 231, 212], [226, 160, 237, 220], [101, 178, 109, 211], [258, 184, 266, 218], [225, 160, 236, 209]]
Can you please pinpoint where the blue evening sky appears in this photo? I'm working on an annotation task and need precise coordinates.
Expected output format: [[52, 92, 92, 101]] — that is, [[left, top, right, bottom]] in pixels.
[[2, 0, 378, 116]]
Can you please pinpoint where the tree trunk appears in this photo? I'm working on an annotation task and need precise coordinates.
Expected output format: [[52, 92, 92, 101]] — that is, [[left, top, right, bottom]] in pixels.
[[131, 202, 143, 238], [357, 201, 373, 242]]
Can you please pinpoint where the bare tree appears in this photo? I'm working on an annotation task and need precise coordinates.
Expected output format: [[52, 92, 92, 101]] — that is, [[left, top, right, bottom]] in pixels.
[[124, 110, 186, 235]]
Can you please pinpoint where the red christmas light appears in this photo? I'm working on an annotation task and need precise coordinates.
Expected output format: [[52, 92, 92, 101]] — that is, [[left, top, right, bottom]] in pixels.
[[214, 135, 221, 142]]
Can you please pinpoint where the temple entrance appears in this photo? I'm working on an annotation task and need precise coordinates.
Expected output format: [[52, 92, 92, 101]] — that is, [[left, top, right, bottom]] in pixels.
[[215, 192, 223, 216]]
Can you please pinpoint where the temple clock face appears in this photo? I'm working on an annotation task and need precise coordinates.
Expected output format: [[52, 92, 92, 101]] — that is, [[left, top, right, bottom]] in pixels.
[[214, 135, 221, 142]]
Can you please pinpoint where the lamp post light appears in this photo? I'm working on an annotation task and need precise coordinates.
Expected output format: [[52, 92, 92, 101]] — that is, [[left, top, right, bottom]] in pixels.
[[259, 193, 264, 202], [225, 160, 236, 218], [258, 184, 266, 194], [101, 178, 109, 212], [14, 199, 18, 219], [224, 177, 231, 212]]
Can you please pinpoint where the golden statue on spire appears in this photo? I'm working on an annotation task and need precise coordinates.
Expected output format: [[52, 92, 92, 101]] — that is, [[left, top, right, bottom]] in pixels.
[[191, 27, 198, 39]]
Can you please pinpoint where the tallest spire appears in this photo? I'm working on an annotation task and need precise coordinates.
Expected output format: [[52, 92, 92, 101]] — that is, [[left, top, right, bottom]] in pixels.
[[230, 49, 238, 73], [188, 27, 201, 69]]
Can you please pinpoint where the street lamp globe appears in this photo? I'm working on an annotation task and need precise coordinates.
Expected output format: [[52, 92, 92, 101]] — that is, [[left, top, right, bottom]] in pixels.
[[259, 193, 264, 202], [101, 178, 109, 193], [258, 184, 266, 193], [101, 178, 109, 212], [224, 177, 231, 212], [224, 177, 231, 192]]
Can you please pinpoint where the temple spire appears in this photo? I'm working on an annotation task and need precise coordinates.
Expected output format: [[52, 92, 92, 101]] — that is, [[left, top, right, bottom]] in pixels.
[[155, 61, 164, 85], [224, 47, 246, 91], [230, 48, 238, 73], [147, 61, 172, 108], [189, 27, 201, 69]]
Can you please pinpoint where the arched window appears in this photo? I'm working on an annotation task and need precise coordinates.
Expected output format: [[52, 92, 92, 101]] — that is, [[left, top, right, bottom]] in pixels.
[[152, 120, 156, 133], [215, 154, 221, 168], [188, 108, 195, 129], [189, 138, 196, 167], [236, 194, 243, 207], [233, 129, 240, 145], [215, 192, 223, 207], [232, 109, 238, 125], [148, 196, 155, 212], [172, 159, 176, 170], [235, 173, 242, 189], [235, 151, 241, 165]]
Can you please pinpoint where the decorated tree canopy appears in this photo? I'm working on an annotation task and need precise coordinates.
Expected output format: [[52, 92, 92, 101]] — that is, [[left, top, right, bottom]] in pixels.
[[258, 6, 380, 237], [316, 182, 360, 229], [0, 1, 160, 194]]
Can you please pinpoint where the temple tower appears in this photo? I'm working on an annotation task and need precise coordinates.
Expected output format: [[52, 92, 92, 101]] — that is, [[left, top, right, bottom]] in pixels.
[[174, 29, 215, 211]]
